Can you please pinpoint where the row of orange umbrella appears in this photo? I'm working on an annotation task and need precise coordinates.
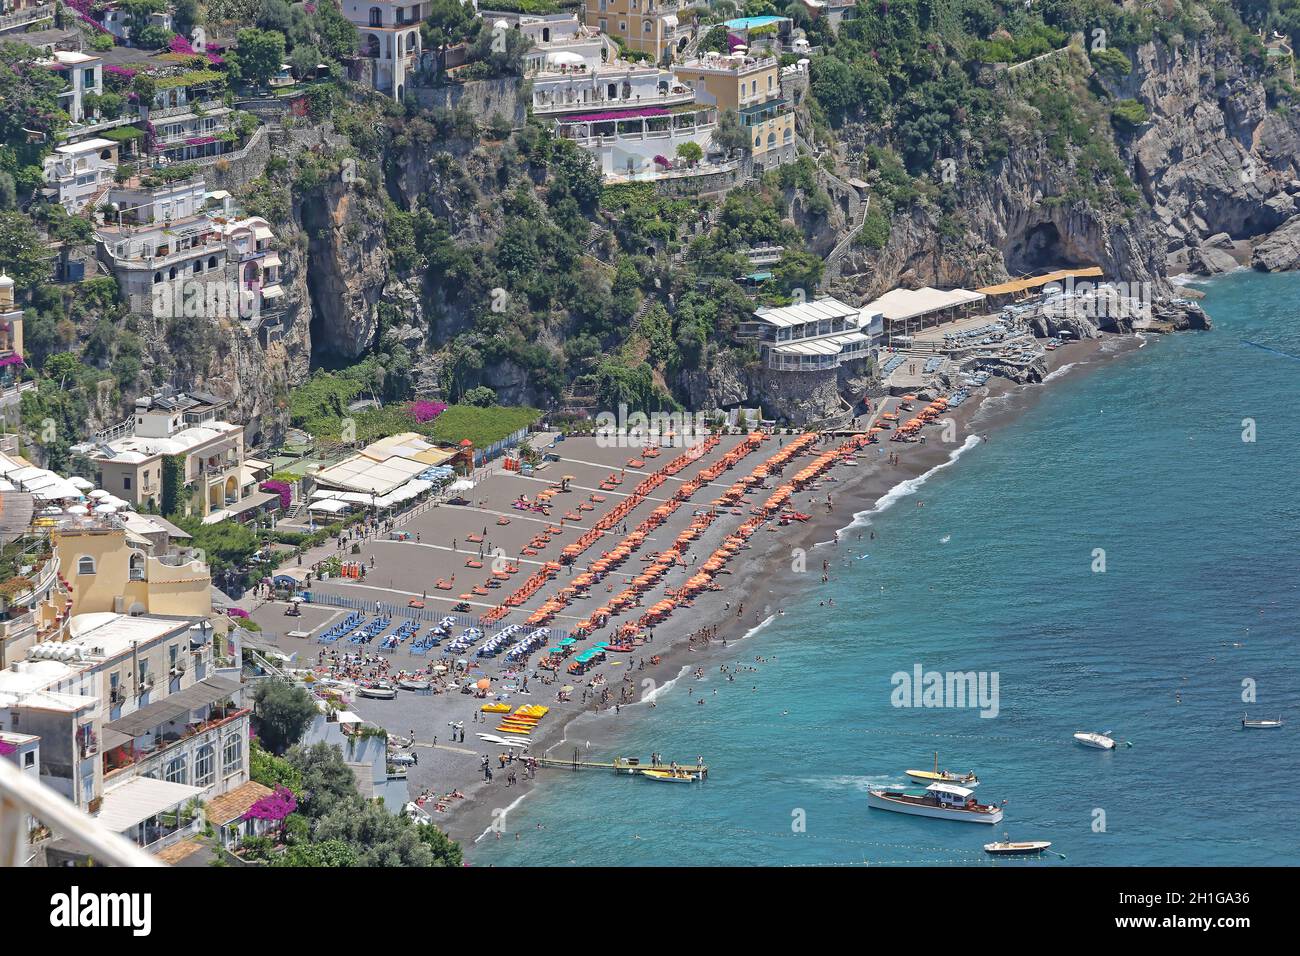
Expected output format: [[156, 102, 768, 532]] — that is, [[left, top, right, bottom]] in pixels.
[[532, 436, 770, 629]]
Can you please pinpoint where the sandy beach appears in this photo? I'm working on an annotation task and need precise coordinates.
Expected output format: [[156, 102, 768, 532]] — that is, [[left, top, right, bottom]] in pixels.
[[246, 330, 1141, 856]]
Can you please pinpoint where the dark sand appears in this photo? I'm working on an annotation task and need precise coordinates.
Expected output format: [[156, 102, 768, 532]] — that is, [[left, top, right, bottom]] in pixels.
[[249, 332, 1141, 855]]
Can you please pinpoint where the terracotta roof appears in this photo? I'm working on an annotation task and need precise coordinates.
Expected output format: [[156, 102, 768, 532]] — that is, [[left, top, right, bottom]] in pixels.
[[154, 838, 204, 864], [205, 780, 272, 825]]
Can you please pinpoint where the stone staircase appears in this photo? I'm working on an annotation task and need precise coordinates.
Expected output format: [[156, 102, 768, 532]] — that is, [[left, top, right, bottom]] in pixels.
[[820, 195, 870, 292]]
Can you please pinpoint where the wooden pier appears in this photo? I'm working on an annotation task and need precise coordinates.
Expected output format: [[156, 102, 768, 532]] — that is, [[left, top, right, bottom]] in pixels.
[[536, 751, 708, 780]]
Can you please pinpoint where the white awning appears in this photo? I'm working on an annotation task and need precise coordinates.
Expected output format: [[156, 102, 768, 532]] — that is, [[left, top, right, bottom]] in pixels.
[[307, 499, 351, 514], [97, 777, 205, 833]]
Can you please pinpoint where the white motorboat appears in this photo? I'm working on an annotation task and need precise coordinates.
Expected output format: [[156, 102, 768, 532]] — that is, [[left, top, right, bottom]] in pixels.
[[867, 783, 1004, 824], [1073, 731, 1115, 750], [984, 839, 1052, 856], [357, 682, 397, 700], [1242, 714, 1284, 729], [397, 679, 431, 691]]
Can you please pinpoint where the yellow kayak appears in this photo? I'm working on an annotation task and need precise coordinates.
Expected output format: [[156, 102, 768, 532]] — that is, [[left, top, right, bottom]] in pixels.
[[481, 703, 512, 713]]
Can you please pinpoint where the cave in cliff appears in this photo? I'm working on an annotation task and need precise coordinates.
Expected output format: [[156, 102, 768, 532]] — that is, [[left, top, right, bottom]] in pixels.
[[1004, 221, 1084, 275]]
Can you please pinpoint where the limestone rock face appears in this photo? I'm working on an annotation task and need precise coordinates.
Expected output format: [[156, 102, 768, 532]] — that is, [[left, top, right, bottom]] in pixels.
[[300, 181, 389, 361], [1119, 39, 1300, 274], [1251, 214, 1300, 272]]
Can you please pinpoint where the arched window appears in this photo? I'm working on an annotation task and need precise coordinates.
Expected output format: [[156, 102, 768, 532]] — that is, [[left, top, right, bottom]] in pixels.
[[223, 734, 242, 775], [783, 127, 792, 143], [164, 754, 188, 784], [767, 131, 776, 147], [154, 272, 163, 284], [368, 6, 381, 27], [754, 134, 761, 147], [129, 552, 146, 581], [208, 255, 218, 269], [77, 556, 95, 575], [195, 744, 215, 788]]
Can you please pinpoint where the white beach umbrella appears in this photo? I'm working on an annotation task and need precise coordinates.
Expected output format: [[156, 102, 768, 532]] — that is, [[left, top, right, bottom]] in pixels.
[[88, 489, 110, 500], [102, 496, 129, 509], [66, 504, 89, 515], [68, 476, 94, 490], [94, 504, 117, 514]]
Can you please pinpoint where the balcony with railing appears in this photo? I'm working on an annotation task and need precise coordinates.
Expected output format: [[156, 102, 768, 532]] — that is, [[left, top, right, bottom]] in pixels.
[[102, 704, 249, 785]]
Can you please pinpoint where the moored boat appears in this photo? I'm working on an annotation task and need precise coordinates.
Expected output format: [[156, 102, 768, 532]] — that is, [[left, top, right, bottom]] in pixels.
[[867, 783, 1004, 824], [984, 839, 1052, 856], [1073, 731, 1115, 750], [397, 679, 430, 691], [905, 752, 978, 787], [357, 682, 397, 700], [1242, 714, 1284, 729], [641, 769, 695, 783]]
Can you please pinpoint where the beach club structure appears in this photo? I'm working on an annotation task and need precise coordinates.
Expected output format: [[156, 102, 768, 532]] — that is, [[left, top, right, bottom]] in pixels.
[[863, 287, 987, 347], [738, 296, 880, 372]]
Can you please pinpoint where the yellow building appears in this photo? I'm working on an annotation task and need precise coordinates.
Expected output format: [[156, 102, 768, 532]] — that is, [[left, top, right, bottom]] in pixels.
[[671, 53, 796, 170], [79, 391, 256, 520], [585, 0, 686, 62], [54, 517, 214, 620]]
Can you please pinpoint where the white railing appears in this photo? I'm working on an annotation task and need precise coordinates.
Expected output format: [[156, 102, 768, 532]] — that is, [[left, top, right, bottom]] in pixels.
[[0, 758, 161, 867]]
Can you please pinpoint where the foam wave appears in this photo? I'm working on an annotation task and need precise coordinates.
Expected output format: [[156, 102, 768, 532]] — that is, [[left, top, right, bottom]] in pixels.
[[471, 790, 531, 844], [840, 435, 982, 534], [1041, 362, 1079, 383]]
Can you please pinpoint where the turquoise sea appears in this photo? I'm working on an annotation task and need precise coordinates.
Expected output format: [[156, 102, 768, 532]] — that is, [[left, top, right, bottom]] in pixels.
[[473, 271, 1300, 866]]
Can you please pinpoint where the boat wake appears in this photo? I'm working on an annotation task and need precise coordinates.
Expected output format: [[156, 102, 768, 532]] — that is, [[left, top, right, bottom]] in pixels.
[[797, 774, 908, 793], [841, 436, 981, 533]]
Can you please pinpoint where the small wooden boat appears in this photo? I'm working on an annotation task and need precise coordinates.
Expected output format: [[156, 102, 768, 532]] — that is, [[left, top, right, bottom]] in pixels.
[[1242, 714, 1284, 729], [397, 679, 430, 692], [357, 682, 397, 700], [906, 752, 978, 787], [868, 784, 1003, 824], [641, 769, 695, 783], [1073, 731, 1115, 750], [984, 839, 1052, 856]]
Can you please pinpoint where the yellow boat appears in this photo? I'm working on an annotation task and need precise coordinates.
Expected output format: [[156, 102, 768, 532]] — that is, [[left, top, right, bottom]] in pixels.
[[481, 703, 512, 713], [905, 752, 979, 787], [641, 769, 695, 783]]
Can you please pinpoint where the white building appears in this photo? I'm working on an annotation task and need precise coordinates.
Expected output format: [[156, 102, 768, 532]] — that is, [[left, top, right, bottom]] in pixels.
[[40, 137, 117, 213], [341, 0, 429, 99], [0, 611, 247, 856], [41, 50, 102, 124], [739, 296, 877, 372]]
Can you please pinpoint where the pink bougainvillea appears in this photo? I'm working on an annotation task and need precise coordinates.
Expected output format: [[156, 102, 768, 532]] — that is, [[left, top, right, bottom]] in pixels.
[[0, 354, 24, 367], [242, 785, 297, 822], [226, 607, 251, 619], [409, 400, 448, 424], [0, 739, 16, 757], [169, 34, 195, 56], [260, 480, 292, 510]]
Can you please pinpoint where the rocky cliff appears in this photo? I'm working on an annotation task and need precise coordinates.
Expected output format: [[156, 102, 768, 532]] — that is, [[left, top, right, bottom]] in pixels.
[[1114, 38, 1300, 274]]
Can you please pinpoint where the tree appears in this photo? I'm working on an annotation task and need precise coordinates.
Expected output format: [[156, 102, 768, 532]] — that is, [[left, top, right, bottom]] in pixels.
[[416, 823, 464, 866], [288, 43, 321, 79], [0, 212, 50, 293], [277, 839, 358, 867], [313, 797, 437, 866], [233, 28, 287, 87], [285, 741, 359, 817], [252, 680, 317, 754], [714, 109, 749, 154], [676, 141, 703, 166], [173, 0, 198, 38]]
